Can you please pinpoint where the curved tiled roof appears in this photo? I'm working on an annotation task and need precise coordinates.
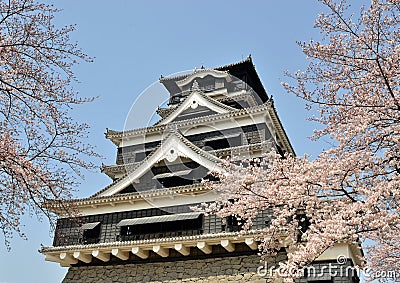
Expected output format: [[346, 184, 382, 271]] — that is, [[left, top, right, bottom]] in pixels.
[[48, 184, 207, 211], [40, 229, 261, 253], [159, 55, 252, 83]]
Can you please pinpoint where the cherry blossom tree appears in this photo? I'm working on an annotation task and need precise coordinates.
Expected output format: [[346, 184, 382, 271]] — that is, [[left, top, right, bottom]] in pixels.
[[0, 0, 97, 248], [202, 0, 400, 280]]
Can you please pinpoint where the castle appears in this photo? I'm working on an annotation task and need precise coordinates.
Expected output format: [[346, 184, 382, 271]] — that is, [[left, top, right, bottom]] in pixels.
[[41, 57, 361, 283]]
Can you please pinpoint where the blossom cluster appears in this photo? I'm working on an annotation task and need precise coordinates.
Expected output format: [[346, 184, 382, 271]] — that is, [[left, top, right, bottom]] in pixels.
[[200, 1, 400, 281]]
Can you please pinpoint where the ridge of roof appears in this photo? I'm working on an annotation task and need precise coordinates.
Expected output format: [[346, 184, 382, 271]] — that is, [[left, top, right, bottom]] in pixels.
[[159, 55, 252, 82]]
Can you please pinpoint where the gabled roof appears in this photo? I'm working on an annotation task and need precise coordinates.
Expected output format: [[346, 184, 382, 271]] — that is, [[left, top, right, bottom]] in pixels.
[[160, 55, 269, 103], [156, 90, 261, 119], [175, 69, 231, 89], [157, 90, 236, 125], [94, 129, 225, 197], [102, 140, 277, 179], [159, 56, 252, 83]]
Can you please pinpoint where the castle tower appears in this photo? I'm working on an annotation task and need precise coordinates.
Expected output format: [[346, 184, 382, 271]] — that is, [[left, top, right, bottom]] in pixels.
[[41, 57, 361, 283]]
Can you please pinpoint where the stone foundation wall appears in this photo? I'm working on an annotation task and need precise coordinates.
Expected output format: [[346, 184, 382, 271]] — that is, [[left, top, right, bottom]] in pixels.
[[62, 254, 271, 283]]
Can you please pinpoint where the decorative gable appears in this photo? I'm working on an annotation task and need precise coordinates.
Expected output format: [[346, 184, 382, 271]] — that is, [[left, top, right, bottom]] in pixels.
[[97, 130, 224, 197], [159, 91, 235, 125], [175, 69, 232, 90]]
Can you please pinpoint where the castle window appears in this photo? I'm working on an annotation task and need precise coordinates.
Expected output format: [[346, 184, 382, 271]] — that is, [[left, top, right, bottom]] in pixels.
[[223, 215, 242, 232], [151, 163, 205, 188], [80, 222, 101, 244], [117, 212, 203, 241], [203, 133, 241, 150], [158, 175, 194, 188]]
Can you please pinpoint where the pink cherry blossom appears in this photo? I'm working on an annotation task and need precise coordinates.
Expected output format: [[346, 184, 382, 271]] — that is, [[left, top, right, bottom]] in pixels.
[[0, 0, 97, 249], [200, 1, 400, 281]]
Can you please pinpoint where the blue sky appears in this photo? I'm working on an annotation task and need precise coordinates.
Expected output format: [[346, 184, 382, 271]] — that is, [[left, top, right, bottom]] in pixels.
[[0, 1, 366, 282]]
